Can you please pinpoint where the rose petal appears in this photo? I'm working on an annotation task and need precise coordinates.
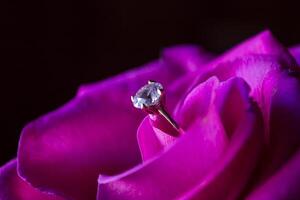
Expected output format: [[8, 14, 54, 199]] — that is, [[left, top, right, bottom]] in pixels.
[[246, 149, 300, 200], [178, 78, 264, 200], [0, 160, 63, 200], [194, 31, 298, 92], [289, 45, 300, 65], [97, 77, 262, 200], [136, 116, 164, 161], [217, 30, 295, 66], [18, 46, 210, 200], [176, 77, 218, 129]]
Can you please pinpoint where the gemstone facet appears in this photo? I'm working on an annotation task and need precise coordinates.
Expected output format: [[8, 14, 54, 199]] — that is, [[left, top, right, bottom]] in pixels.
[[132, 82, 163, 109]]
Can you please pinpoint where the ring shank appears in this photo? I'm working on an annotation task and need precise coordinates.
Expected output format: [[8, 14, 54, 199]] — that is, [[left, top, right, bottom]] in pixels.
[[157, 108, 180, 132]]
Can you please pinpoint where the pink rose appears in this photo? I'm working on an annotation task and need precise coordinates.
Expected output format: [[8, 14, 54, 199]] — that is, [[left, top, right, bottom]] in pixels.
[[1, 30, 300, 200]]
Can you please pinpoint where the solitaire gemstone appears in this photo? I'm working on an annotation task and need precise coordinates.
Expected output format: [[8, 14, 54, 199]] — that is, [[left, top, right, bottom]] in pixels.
[[132, 82, 163, 109]]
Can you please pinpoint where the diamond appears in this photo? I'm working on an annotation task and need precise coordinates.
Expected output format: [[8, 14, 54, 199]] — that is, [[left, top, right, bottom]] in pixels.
[[132, 81, 163, 109]]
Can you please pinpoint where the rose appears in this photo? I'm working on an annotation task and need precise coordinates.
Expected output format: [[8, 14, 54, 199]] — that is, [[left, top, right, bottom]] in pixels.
[[1, 30, 300, 200]]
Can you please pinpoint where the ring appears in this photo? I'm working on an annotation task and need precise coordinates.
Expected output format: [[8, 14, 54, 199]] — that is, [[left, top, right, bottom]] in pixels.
[[131, 80, 180, 135]]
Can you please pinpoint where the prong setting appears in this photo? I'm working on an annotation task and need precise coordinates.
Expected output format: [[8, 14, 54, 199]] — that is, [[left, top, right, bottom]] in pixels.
[[148, 80, 156, 84], [157, 88, 162, 96], [131, 81, 163, 110]]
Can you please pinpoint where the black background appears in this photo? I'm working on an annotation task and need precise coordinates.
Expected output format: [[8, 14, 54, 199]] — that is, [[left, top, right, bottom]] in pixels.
[[0, 0, 299, 165]]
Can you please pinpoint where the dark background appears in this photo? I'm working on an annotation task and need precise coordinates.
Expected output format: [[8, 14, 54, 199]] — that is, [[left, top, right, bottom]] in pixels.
[[0, 0, 299, 165]]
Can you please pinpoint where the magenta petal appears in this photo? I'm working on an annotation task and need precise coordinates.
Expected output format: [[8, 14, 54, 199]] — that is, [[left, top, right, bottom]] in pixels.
[[176, 77, 219, 130], [137, 116, 164, 161], [246, 149, 300, 200], [18, 46, 210, 200], [178, 79, 264, 200], [0, 160, 63, 200], [193, 31, 297, 86], [214, 30, 295, 67], [289, 45, 300, 65]]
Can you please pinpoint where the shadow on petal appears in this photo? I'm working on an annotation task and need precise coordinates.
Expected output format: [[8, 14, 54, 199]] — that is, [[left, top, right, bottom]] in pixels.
[[246, 148, 300, 200]]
